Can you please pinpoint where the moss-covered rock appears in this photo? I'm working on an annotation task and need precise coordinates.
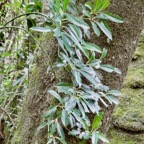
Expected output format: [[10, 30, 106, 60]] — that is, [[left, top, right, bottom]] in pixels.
[[111, 31, 144, 136], [133, 31, 144, 60], [113, 88, 144, 132], [108, 127, 144, 144], [123, 68, 144, 88]]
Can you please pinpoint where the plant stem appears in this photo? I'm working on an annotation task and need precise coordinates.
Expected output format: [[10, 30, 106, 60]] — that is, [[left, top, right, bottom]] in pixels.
[[4, 12, 54, 26]]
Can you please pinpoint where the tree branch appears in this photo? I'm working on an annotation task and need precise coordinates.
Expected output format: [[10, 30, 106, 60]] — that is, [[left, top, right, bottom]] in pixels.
[[0, 106, 16, 128]]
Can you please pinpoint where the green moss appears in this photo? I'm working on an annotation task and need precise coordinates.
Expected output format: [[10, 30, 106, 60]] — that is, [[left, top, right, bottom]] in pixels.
[[133, 31, 144, 60], [123, 68, 144, 88], [113, 88, 144, 132], [124, 32, 144, 88], [108, 128, 144, 144], [133, 45, 144, 60], [109, 31, 144, 143]]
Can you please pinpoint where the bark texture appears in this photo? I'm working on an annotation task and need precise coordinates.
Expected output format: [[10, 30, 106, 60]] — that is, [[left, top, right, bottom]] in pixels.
[[98, 0, 144, 139], [12, 0, 144, 144]]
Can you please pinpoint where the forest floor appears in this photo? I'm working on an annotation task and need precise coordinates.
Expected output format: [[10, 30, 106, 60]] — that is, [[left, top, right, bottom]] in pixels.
[[108, 32, 144, 144]]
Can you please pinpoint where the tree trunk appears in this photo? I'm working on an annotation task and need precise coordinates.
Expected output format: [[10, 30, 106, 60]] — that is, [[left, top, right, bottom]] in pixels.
[[99, 0, 144, 138], [12, 0, 144, 144]]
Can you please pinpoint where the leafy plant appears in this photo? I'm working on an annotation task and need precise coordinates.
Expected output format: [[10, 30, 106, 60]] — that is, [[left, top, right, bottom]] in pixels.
[[0, 0, 37, 140], [0, 0, 123, 143], [30, 0, 123, 143]]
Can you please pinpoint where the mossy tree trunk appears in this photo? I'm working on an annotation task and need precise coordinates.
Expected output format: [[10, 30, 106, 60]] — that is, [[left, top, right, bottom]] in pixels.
[[12, 0, 144, 144]]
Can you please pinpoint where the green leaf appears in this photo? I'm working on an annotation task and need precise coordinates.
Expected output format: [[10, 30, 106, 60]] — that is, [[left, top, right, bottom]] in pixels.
[[63, 0, 70, 12], [92, 132, 98, 144], [91, 22, 100, 37], [71, 109, 83, 122], [100, 64, 121, 74], [85, 2, 92, 10], [65, 98, 77, 111], [53, 27, 62, 37], [79, 70, 96, 86], [72, 70, 82, 87], [55, 0, 60, 12], [69, 129, 80, 136], [94, 0, 102, 12], [48, 90, 63, 103], [62, 34, 74, 55], [69, 114, 76, 128], [88, 59, 101, 67], [61, 52, 74, 67], [92, 113, 103, 130], [76, 49, 82, 61], [50, 123, 57, 134], [81, 101, 89, 113], [107, 90, 121, 96], [66, 32, 89, 58], [66, 14, 89, 30], [38, 121, 47, 129], [68, 24, 82, 41], [101, 0, 110, 11], [53, 3, 60, 13], [61, 109, 69, 127], [0, 52, 11, 57], [96, 21, 112, 40], [97, 12, 123, 23], [82, 131, 90, 140], [30, 27, 52, 32], [56, 82, 75, 95], [95, 132, 109, 143], [77, 100, 85, 117], [83, 43, 102, 53], [42, 106, 57, 118], [13, 75, 26, 86], [57, 122, 65, 139], [82, 6, 91, 18], [106, 95, 119, 105], [56, 82, 73, 87], [84, 100, 98, 114], [100, 48, 107, 60]]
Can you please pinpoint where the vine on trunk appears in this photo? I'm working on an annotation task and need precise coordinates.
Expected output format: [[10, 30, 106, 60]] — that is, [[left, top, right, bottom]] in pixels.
[[1, 0, 123, 143], [30, 0, 123, 144]]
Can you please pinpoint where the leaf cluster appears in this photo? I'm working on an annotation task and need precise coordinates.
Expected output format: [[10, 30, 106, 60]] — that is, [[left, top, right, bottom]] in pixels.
[[30, 0, 123, 144]]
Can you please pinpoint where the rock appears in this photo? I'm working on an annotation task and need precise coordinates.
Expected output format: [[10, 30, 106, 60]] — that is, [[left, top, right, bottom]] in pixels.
[[109, 29, 144, 144], [113, 88, 144, 132], [108, 127, 144, 144], [133, 31, 144, 60], [123, 68, 144, 89]]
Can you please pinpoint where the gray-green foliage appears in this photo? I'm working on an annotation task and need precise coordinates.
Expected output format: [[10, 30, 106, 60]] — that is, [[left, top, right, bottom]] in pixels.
[[0, 0, 123, 143], [30, 0, 123, 144]]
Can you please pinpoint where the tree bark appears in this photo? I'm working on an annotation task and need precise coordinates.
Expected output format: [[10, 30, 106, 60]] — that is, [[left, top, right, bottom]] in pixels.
[[12, 0, 144, 144], [98, 0, 144, 139]]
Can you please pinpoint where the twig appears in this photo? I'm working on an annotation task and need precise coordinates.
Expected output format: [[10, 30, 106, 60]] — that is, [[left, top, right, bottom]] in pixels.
[[4, 12, 53, 26], [0, 106, 16, 128]]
